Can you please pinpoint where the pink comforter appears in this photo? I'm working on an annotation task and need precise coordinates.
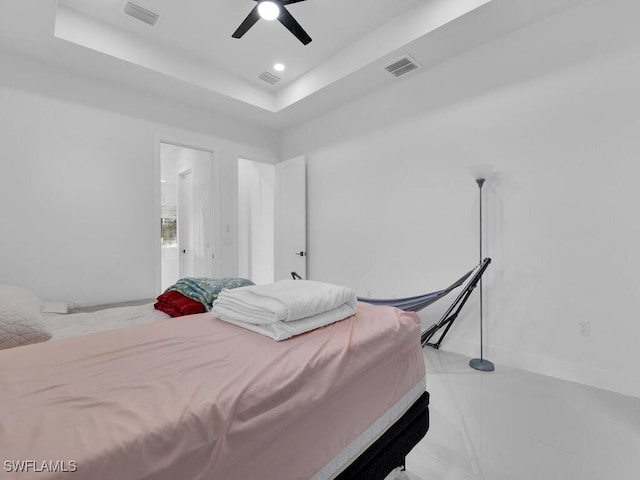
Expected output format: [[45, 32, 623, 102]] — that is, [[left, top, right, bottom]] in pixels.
[[0, 302, 425, 479]]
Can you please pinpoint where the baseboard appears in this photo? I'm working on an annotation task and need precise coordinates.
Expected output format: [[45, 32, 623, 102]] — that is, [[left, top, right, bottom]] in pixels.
[[440, 339, 640, 399]]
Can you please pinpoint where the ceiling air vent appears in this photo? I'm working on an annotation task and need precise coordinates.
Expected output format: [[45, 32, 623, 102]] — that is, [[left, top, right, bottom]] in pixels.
[[124, 2, 160, 26], [384, 55, 421, 78], [258, 71, 281, 85]]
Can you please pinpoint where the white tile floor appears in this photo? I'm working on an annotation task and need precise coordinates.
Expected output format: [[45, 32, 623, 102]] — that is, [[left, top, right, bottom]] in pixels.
[[403, 349, 640, 480]]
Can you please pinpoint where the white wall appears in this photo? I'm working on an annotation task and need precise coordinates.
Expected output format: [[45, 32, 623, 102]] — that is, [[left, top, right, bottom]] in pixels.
[[281, 0, 640, 398], [0, 51, 278, 307]]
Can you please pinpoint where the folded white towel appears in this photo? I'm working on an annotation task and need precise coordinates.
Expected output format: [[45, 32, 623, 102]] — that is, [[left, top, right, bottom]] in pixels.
[[211, 280, 357, 340], [213, 302, 356, 341], [213, 279, 356, 325]]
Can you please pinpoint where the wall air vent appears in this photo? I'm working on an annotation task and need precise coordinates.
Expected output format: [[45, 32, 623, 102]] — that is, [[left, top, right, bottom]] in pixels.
[[258, 71, 281, 85], [384, 55, 421, 78], [124, 2, 160, 26]]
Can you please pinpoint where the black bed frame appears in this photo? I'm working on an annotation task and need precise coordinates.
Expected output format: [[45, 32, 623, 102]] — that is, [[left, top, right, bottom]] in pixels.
[[335, 392, 430, 479]]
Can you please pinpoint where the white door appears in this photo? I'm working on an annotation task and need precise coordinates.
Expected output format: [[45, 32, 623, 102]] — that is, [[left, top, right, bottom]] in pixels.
[[275, 157, 306, 280], [178, 169, 194, 278]]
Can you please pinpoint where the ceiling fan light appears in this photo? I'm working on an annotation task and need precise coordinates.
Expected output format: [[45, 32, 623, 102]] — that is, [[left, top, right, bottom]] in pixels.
[[258, 1, 280, 21]]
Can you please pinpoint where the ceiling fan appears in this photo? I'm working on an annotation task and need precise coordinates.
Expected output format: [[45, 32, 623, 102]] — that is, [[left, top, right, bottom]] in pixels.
[[232, 0, 312, 45]]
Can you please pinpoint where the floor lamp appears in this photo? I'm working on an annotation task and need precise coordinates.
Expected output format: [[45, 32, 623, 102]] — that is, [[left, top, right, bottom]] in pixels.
[[469, 177, 495, 372]]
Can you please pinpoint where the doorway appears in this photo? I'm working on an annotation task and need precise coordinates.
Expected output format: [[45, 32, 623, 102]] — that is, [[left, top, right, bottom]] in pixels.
[[238, 158, 275, 284], [237, 157, 307, 284], [160, 143, 215, 291]]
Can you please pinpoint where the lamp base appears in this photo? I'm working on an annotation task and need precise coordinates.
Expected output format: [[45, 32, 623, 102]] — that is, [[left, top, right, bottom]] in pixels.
[[469, 358, 495, 372]]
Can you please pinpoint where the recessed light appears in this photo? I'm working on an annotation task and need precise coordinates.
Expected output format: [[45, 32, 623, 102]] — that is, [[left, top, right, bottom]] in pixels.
[[273, 63, 285, 72]]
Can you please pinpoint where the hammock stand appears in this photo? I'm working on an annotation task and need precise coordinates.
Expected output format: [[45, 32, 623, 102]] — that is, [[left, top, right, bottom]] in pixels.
[[291, 257, 492, 349]]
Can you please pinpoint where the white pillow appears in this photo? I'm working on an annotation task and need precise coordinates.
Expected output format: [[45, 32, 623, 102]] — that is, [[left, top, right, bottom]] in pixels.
[[0, 283, 43, 315], [41, 300, 70, 314], [0, 284, 52, 350]]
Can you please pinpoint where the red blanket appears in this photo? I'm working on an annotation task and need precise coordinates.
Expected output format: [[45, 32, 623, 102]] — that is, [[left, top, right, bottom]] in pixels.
[[154, 290, 205, 317]]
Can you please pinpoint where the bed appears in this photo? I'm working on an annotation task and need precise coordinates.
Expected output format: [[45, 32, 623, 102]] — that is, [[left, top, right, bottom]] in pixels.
[[0, 289, 428, 479]]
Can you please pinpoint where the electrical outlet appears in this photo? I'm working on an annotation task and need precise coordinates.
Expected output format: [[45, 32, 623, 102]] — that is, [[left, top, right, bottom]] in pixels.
[[578, 320, 590, 336]]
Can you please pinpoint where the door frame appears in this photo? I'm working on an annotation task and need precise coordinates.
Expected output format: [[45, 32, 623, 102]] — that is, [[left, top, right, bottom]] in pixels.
[[153, 134, 220, 295]]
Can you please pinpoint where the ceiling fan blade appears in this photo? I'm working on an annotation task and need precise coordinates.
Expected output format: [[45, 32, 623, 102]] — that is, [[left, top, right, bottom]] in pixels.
[[232, 5, 261, 39], [278, 6, 312, 45], [282, 0, 307, 5]]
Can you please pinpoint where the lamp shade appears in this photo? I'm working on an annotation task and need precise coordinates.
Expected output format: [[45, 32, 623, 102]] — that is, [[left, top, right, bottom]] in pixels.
[[467, 163, 495, 181]]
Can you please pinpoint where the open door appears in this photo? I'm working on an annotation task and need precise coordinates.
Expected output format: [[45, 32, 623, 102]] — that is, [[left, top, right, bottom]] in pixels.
[[275, 157, 306, 280], [178, 168, 194, 278]]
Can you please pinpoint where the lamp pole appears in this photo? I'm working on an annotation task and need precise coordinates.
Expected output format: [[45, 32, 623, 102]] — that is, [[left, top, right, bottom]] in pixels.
[[470, 178, 495, 372]]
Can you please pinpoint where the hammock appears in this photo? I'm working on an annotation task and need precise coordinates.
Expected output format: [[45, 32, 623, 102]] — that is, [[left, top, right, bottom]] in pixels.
[[291, 257, 492, 349], [356, 269, 473, 312]]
